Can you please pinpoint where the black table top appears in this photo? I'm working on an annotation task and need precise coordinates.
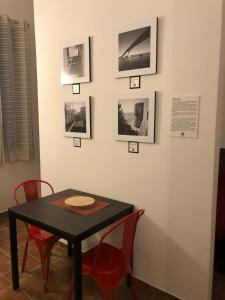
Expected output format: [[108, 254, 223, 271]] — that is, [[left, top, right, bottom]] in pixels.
[[8, 189, 134, 241]]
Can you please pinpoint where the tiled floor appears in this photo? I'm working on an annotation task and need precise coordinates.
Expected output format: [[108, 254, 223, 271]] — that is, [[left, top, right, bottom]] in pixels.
[[3, 211, 221, 300]]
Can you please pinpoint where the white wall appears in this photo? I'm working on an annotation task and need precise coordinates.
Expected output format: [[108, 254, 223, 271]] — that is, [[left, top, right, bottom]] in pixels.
[[167, 1, 223, 299], [219, 74, 225, 148], [220, 102, 225, 147], [33, 1, 223, 299], [0, 0, 40, 212], [220, 7, 225, 150]]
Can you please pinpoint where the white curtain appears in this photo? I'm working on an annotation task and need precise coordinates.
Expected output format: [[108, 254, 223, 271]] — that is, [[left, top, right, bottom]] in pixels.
[[0, 14, 33, 164]]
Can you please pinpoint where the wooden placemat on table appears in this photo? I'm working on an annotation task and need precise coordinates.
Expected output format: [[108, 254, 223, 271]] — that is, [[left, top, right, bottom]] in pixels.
[[51, 198, 110, 216]]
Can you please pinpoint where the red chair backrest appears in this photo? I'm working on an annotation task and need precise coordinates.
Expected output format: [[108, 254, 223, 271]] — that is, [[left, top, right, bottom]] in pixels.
[[96, 209, 145, 268], [13, 179, 54, 205], [122, 209, 144, 266]]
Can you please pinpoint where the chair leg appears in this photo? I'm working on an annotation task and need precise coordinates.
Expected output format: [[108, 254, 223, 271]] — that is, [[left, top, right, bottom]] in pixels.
[[45, 254, 50, 292], [131, 274, 137, 300], [21, 237, 29, 273], [39, 248, 51, 292], [34, 242, 51, 293], [35, 236, 59, 292], [127, 257, 133, 287]]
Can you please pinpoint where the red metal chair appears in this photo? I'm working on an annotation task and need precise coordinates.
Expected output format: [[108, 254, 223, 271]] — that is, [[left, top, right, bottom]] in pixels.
[[13, 179, 60, 292], [67, 209, 145, 300]]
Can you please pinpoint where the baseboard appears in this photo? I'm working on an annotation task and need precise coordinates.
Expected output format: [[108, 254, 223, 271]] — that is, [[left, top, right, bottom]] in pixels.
[[58, 238, 183, 299], [58, 238, 182, 300], [0, 211, 8, 216], [58, 238, 96, 252], [58, 238, 67, 248], [131, 275, 182, 300]]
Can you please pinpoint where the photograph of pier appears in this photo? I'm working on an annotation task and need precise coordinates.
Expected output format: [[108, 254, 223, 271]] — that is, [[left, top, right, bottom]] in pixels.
[[64, 102, 87, 134]]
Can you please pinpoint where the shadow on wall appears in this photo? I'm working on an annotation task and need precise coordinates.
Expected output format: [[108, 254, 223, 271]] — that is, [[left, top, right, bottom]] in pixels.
[[133, 215, 211, 300]]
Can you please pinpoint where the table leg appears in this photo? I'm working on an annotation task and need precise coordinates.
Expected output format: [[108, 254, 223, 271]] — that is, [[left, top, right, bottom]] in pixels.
[[8, 211, 19, 290], [73, 241, 82, 300], [68, 241, 72, 256]]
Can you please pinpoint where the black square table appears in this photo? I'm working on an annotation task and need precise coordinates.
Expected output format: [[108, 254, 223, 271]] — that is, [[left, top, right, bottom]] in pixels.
[[8, 189, 134, 300]]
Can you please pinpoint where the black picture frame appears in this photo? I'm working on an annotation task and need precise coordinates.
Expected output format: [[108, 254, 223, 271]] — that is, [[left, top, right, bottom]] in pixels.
[[72, 83, 80, 94], [128, 141, 139, 153], [130, 76, 141, 89], [73, 137, 81, 147]]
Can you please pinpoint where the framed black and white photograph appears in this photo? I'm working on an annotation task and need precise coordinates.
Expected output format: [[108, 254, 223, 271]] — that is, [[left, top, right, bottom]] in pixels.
[[130, 76, 140, 89], [72, 83, 80, 94], [61, 37, 90, 85], [64, 97, 91, 139], [73, 137, 81, 147], [115, 92, 156, 143], [128, 142, 139, 153], [114, 18, 158, 78]]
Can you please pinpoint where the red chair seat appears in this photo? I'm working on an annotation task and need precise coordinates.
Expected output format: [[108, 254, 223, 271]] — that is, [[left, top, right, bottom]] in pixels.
[[83, 242, 126, 274], [83, 243, 127, 289], [68, 209, 145, 300]]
